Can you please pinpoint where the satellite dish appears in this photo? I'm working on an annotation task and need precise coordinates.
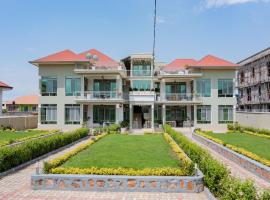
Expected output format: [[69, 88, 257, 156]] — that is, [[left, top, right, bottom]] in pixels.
[[86, 53, 93, 60], [93, 55, 99, 61]]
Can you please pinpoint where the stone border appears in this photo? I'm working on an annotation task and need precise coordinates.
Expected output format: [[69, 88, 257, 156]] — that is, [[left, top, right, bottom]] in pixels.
[[192, 132, 270, 182], [0, 135, 91, 179], [31, 169, 204, 193]]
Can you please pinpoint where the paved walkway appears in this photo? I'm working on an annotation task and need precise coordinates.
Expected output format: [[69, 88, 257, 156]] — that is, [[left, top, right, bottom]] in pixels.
[[178, 128, 270, 190], [0, 137, 208, 200]]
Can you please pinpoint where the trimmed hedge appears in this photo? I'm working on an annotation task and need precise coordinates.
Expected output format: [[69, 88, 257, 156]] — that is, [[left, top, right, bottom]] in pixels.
[[164, 124, 270, 200], [51, 167, 190, 176], [0, 128, 89, 173], [228, 122, 270, 137]]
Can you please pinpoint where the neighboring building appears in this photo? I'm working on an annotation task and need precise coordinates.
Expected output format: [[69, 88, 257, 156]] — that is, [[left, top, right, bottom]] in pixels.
[[30, 49, 237, 131], [6, 95, 38, 114], [237, 47, 270, 112], [0, 81, 13, 116]]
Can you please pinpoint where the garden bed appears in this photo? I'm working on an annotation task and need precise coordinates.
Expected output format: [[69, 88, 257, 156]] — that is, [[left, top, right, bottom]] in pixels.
[[32, 133, 204, 193]]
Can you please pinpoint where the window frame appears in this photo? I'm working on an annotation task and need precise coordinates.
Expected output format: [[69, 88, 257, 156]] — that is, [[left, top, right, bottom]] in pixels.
[[65, 77, 81, 96], [196, 79, 211, 97], [41, 77, 57, 96], [218, 105, 233, 124], [218, 79, 234, 97], [197, 105, 211, 124], [65, 104, 80, 125], [40, 104, 57, 124]]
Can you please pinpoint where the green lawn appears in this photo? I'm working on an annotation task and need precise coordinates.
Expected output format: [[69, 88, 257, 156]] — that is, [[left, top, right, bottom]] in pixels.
[[61, 134, 180, 169], [0, 130, 51, 146], [206, 132, 270, 161]]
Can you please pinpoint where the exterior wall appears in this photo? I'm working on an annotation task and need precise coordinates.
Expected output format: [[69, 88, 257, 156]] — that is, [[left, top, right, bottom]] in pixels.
[[194, 69, 236, 131], [236, 111, 270, 130], [0, 89, 2, 116], [38, 65, 81, 131], [0, 115, 38, 130]]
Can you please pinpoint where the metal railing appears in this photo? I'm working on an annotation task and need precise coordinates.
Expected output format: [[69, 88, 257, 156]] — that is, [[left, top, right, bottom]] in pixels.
[[160, 93, 201, 101], [75, 65, 126, 72], [76, 91, 123, 100], [127, 70, 152, 76], [236, 108, 270, 113], [158, 70, 202, 76]]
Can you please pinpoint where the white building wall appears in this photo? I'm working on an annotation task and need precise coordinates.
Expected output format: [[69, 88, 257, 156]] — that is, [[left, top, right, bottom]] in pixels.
[[194, 69, 236, 132]]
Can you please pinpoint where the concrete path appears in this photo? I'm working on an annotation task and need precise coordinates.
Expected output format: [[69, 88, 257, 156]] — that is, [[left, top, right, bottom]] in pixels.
[[178, 128, 270, 190], [0, 137, 208, 200]]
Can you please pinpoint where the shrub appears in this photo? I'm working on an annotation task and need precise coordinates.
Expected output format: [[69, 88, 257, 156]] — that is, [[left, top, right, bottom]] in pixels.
[[0, 127, 89, 173], [164, 124, 268, 200], [51, 167, 188, 176], [120, 120, 129, 128], [107, 124, 120, 133], [230, 123, 270, 136]]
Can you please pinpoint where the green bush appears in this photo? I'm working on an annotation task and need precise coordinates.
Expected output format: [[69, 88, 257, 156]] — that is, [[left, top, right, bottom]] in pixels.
[[0, 127, 89, 173], [164, 124, 267, 200], [120, 120, 129, 128], [107, 124, 120, 133], [229, 122, 270, 136]]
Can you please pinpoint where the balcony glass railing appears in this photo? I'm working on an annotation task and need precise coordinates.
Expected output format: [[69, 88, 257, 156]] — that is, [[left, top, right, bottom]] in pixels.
[[128, 70, 152, 76], [160, 93, 201, 101], [76, 91, 122, 100]]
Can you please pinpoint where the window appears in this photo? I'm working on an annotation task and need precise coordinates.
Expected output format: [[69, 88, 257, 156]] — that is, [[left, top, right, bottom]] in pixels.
[[165, 82, 186, 94], [196, 79, 211, 97], [132, 80, 151, 90], [93, 105, 115, 124], [218, 105, 233, 124], [132, 64, 151, 76], [40, 104, 57, 124], [65, 104, 80, 124], [65, 77, 81, 96], [41, 77, 57, 96], [252, 68, 255, 78], [218, 79, 233, 97], [197, 105, 211, 124], [93, 80, 116, 91]]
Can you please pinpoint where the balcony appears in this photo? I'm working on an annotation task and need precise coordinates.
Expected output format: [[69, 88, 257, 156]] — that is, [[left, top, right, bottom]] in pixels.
[[75, 91, 124, 103], [74, 65, 127, 77], [129, 91, 156, 102], [127, 70, 152, 77], [157, 70, 202, 78], [158, 93, 202, 104]]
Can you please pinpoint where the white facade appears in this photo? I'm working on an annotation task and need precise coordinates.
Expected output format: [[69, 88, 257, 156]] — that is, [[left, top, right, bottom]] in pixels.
[[33, 52, 237, 132]]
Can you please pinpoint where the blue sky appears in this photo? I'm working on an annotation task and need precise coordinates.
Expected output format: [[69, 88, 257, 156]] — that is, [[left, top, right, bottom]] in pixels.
[[0, 0, 270, 100]]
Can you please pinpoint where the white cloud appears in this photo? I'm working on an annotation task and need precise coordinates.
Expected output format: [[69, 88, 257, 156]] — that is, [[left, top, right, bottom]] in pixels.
[[205, 0, 270, 8], [156, 16, 166, 24]]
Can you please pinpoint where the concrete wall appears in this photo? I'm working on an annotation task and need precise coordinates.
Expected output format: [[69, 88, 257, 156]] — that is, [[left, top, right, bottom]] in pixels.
[[194, 69, 237, 132], [236, 111, 270, 130], [0, 89, 2, 116], [0, 115, 38, 130]]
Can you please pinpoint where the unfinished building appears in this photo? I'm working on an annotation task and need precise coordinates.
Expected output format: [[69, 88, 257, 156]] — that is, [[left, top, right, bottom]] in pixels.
[[237, 47, 270, 112]]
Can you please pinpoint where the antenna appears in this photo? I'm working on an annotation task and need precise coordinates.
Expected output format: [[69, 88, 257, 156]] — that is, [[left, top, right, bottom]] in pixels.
[[152, 0, 157, 70]]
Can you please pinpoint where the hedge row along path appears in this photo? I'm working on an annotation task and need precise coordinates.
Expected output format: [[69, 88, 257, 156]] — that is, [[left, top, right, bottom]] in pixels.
[[0, 136, 209, 200], [178, 128, 270, 190]]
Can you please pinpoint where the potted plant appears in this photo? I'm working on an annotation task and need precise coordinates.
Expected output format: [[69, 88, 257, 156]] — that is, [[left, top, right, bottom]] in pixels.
[[120, 120, 129, 133]]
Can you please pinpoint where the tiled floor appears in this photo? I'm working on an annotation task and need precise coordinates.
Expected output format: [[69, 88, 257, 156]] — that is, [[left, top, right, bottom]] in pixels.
[[0, 137, 208, 200]]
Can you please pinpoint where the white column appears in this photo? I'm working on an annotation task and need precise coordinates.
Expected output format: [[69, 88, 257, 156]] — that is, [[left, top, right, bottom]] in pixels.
[[129, 104, 133, 130], [80, 104, 83, 125], [162, 104, 166, 125], [151, 104, 154, 129], [0, 90, 2, 116], [115, 104, 123, 124], [116, 75, 122, 98], [81, 75, 85, 96], [187, 105, 191, 120], [160, 80, 165, 101], [194, 105, 197, 128], [88, 105, 93, 128]]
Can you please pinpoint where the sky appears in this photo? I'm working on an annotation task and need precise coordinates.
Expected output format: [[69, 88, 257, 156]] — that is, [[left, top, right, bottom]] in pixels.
[[0, 0, 270, 100]]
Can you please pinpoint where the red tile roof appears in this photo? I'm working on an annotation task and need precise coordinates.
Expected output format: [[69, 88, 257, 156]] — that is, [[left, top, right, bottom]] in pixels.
[[30, 49, 119, 67], [0, 81, 12, 89], [164, 59, 197, 71], [164, 55, 238, 71], [31, 50, 88, 63], [192, 55, 238, 67], [6, 95, 38, 105], [77, 49, 119, 67]]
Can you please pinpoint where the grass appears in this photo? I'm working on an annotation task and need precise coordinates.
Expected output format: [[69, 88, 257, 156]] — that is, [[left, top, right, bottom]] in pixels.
[[0, 130, 51, 146], [205, 132, 270, 161], [61, 134, 180, 169]]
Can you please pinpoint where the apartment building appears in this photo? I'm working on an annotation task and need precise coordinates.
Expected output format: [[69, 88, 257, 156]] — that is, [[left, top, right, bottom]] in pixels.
[[0, 81, 13, 116], [30, 49, 237, 131], [237, 47, 270, 112]]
